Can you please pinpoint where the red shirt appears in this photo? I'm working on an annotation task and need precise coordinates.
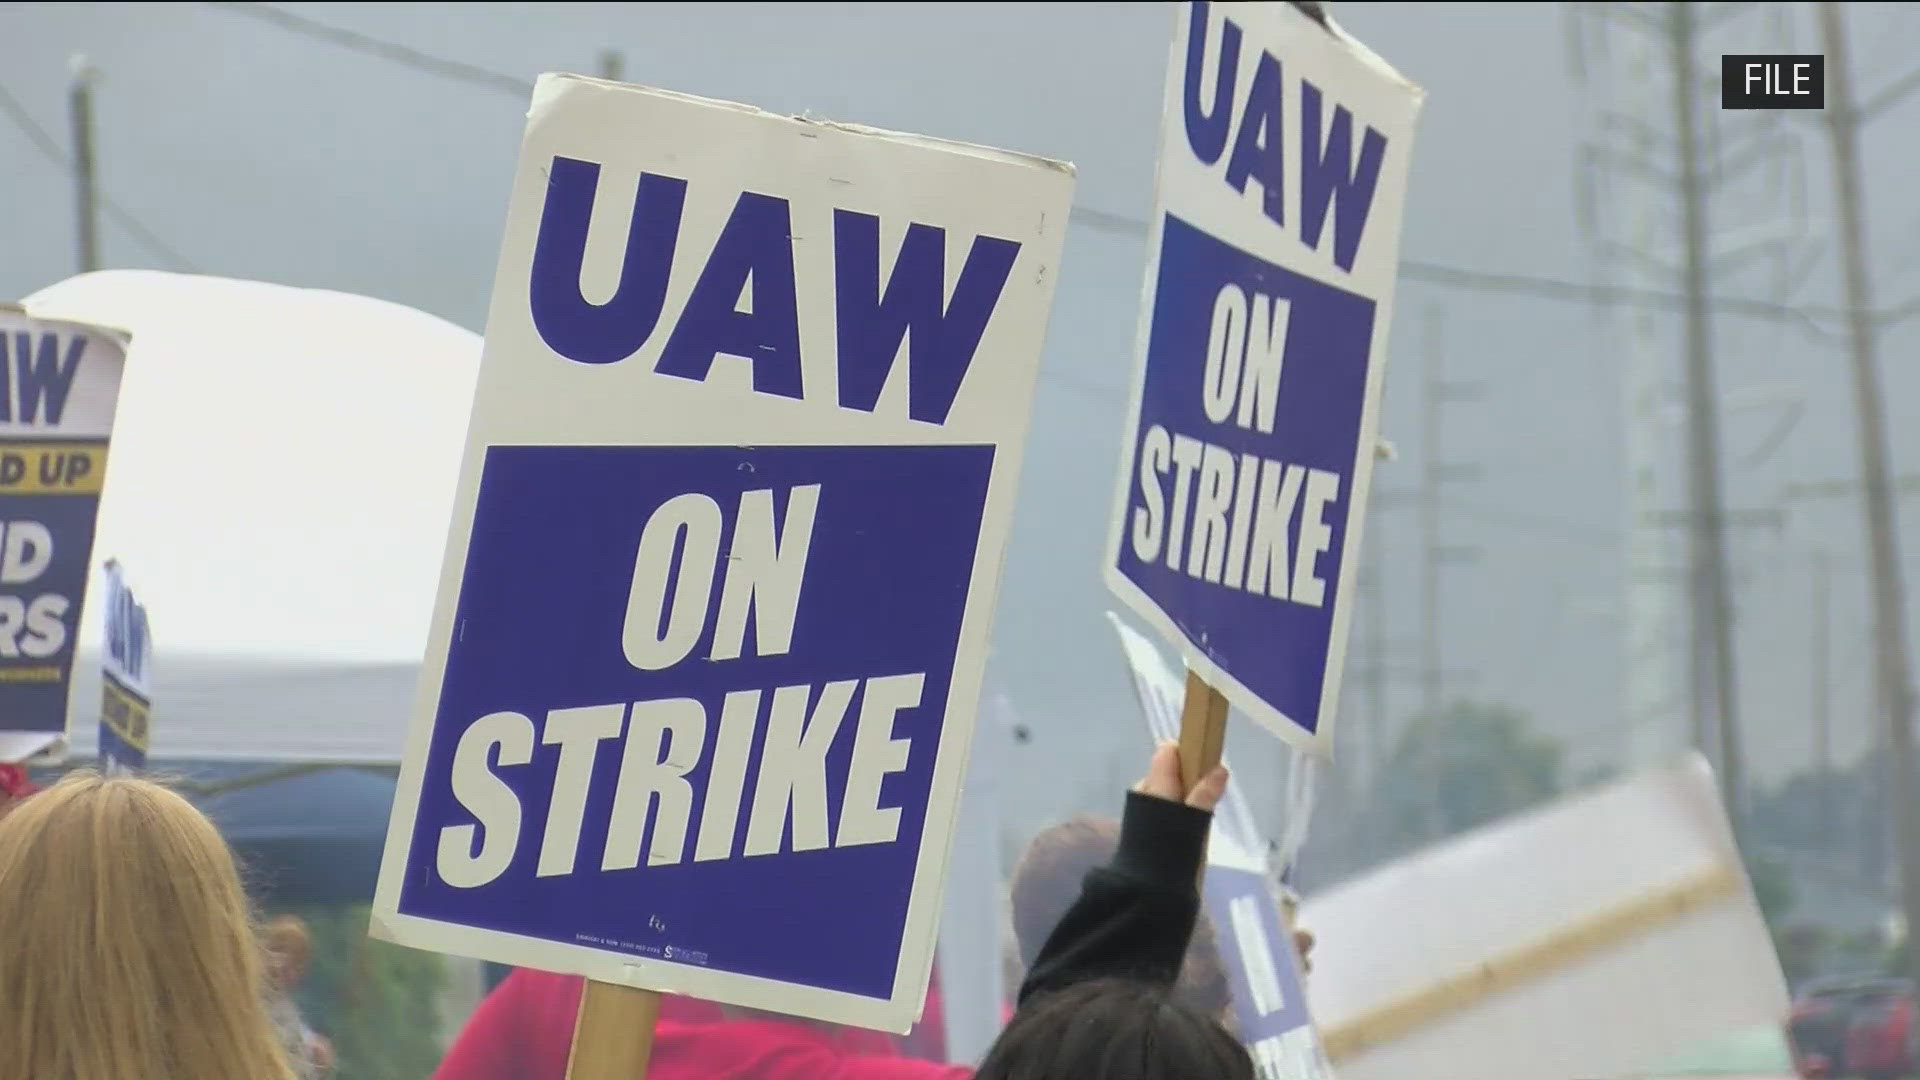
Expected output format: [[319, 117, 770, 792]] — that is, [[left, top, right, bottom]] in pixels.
[[0, 764, 36, 800], [434, 969, 971, 1080]]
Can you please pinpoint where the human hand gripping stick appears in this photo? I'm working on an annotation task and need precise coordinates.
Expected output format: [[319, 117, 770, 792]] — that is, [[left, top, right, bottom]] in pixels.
[[1135, 739, 1230, 813]]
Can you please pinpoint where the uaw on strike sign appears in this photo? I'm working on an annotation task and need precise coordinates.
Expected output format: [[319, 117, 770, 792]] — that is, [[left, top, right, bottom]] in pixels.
[[1106, 2, 1423, 750], [98, 559, 153, 774], [0, 307, 126, 763], [373, 76, 1074, 1031]]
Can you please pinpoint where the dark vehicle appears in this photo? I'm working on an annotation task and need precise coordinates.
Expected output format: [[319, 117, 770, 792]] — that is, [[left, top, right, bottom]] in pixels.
[[1789, 976, 1918, 1079]]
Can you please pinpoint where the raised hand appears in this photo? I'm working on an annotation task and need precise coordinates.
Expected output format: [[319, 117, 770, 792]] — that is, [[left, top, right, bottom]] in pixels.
[[1132, 740, 1229, 811]]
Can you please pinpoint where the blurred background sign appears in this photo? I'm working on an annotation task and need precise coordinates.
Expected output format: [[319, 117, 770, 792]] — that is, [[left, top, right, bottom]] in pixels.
[[1304, 755, 1788, 1080]]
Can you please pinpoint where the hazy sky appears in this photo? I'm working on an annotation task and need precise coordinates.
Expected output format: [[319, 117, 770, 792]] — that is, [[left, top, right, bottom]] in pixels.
[[5, 1, 1920, 839]]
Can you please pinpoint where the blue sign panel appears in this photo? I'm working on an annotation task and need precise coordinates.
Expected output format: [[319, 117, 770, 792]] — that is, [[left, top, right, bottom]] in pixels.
[[397, 443, 991, 1000], [1204, 862, 1330, 1078], [1114, 218, 1374, 739]]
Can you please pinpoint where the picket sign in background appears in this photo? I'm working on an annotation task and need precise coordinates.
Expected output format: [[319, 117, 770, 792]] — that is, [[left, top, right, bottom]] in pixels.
[[98, 558, 152, 773], [371, 74, 1074, 1032], [1302, 757, 1788, 1080], [1207, 836, 1332, 1080], [0, 307, 127, 763], [1104, 1, 1423, 751], [1115, 612, 1328, 1079]]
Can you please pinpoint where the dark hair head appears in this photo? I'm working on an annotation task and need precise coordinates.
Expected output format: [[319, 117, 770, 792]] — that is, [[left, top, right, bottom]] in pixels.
[[975, 979, 1253, 1080], [1009, 817, 1234, 1020]]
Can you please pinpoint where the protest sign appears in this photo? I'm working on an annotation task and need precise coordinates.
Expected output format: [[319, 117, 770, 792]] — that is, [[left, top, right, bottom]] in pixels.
[[0, 307, 127, 763], [1207, 835, 1332, 1080], [1303, 756, 1788, 1080], [1104, 1, 1424, 750], [371, 74, 1074, 1037], [98, 558, 151, 773]]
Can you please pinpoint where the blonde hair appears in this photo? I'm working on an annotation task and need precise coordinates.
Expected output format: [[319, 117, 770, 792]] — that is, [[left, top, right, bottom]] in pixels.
[[0, 771, 298, 1080], [262, 914, 312, 987]]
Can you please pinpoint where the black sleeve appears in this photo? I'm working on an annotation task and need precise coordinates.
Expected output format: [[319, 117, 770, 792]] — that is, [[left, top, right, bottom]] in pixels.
[[1015, 790, 1213, 1005]]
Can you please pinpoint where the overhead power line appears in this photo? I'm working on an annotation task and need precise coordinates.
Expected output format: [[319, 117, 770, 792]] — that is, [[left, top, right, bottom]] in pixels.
[[205, 1, 534, 96], [205, 1, 1920, 333], [1071, 207, 1913, 333]]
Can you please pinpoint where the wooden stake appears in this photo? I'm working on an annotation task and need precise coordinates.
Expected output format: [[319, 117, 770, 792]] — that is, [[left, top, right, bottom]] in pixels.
[[565, 980, 661, 1079], [1178, 671, 1226, 882], [1177, 669, 1228, 791]]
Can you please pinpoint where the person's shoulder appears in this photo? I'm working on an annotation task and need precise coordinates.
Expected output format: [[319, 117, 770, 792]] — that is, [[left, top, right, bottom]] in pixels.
[[652, 1019, 969, 1080], [493, 967, 588, 1028]]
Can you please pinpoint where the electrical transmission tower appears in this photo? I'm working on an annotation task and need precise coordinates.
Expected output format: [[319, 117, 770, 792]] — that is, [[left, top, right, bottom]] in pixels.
[[1566, 2, 1816, 817]]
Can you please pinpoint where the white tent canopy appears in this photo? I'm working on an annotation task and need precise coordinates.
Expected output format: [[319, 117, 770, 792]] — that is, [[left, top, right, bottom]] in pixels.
[[18, 271, 480, 763]]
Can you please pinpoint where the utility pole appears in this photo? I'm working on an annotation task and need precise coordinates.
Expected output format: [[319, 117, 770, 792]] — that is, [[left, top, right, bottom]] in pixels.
[[1785, 477, 1920, 874], [68, 55, 99, 274], [1345, 486, 1435, 798], [1418, 306, 1482, 725], [1415, 306, 1482, 847], [1570, 2, 1806, 785], [1812, 548, 1832, 841], [598, 49, 625, 82], [1668, 1, 1743, 821], [1815, 0, 1920, 987], [1354, 514, 1425, 783], [1359, 523, 1388, 788], [1420, 311, 1442, 722]]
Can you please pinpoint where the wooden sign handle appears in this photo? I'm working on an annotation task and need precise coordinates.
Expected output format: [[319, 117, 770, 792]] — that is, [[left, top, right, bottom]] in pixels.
[[566, 979, 661, 1079], [1177, 669, 1228, 792], [1178, 670, 1226, 883]]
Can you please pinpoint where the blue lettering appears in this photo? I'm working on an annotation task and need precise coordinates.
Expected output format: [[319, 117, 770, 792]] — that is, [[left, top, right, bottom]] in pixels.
[[131, 605, 147, 680], [1183, 2, 1240, 166], [656, 192, 803, 399], [0, 332, 85, 425], [530, 157, 687, 365], [1299, 79, 1389, 273], [526, 156, 1019, 419], [1178, 6, 1395, 275], [107, 578, 146, 681], [109, 589, 125, 665], [831, 211, 1019, 426], [1225, 53, 1285, 228]]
